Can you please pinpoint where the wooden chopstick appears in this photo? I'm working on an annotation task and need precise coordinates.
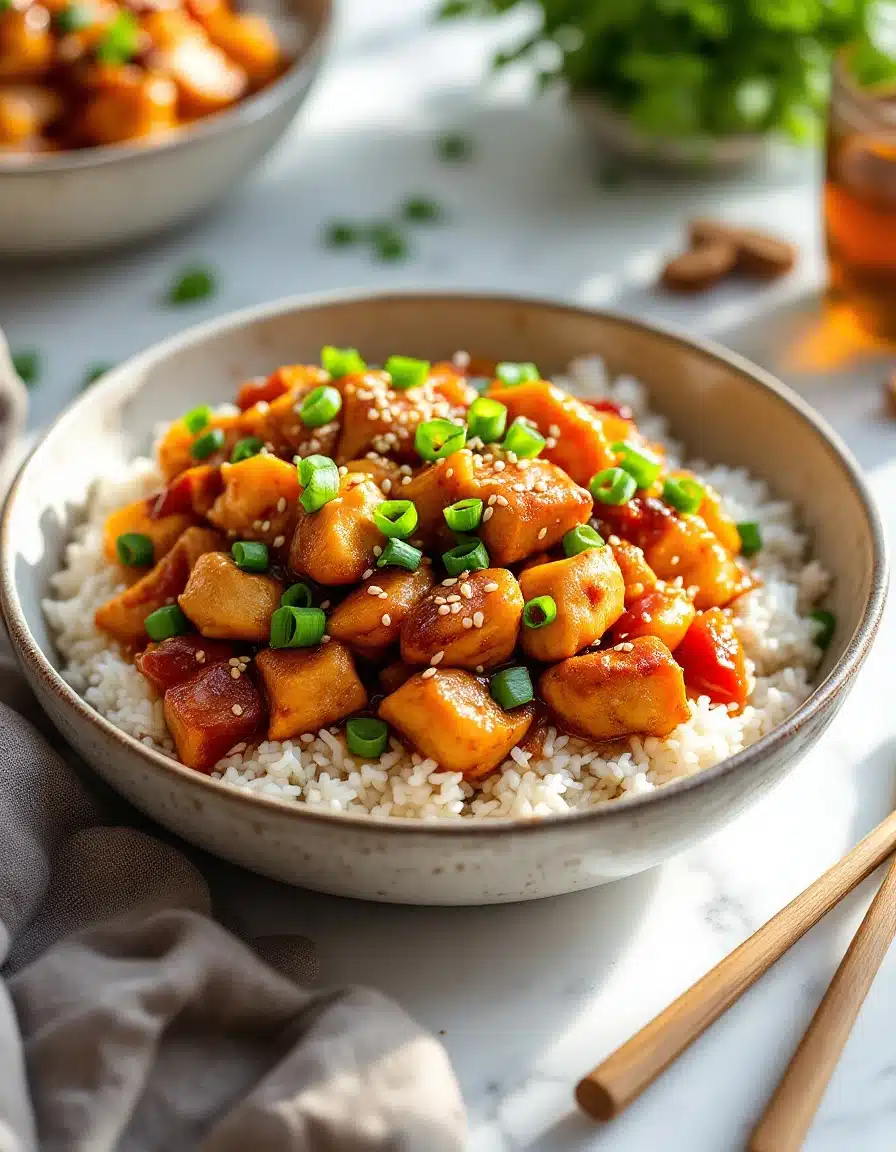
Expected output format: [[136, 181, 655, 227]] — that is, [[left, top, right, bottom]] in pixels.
[[748, 853, 896, 1152], [576, 808, 896, 1123]]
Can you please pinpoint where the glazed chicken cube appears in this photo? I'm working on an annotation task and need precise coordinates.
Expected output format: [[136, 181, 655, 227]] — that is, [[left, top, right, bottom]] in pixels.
[[675, 608, 749, 708], [163, 661, 266, 772], [201, 8, 281, 86], [95, 526, 223, 644], [136, 634, 240, 693], [607, 537, 658, 605], [399, 450, 476, 547], [378, 660, 415, 695], [326, 563, 434, 659], [669, 472, 742, 555], [77, 67, 178, 147], [103, 498, 194, 565], [236, 365, 327, 412], [379, 668, 534, 779], [151, 464, 224, 519], [0, 8, 54, 81], [157, 410, 242, 480], [0, 84, 60, 146], [518, 545, 624, 662], [340, 454, 402, 492], [178, 551, 282, 642], [400, 568, 523, 670], [143, 11, 248, 118], [289, 474, 383, 585], [239, 377, 339, 462], [609, 585, 696, 653], [539, 636, 690, 742], [207, 454, 299, 550], [255, 641, 368, 742]]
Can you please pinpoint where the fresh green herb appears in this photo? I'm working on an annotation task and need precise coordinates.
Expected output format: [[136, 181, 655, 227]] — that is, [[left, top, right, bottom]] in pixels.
[[377, 539, 423, 571], [231, 436, 264, 464], [145, 604, 189, 642], [443, 497, 484, 533], [402, 196, 444, 223], [374, 499, 419, 539], [298, 454, 340, 513], [95, 9, 140, 65], [496, 361, 539, 387], [502, 418, 545, 459], [269, 606, 326, 648], [442, 538, 489, 575], [467, 396, 507, 443], [11, 349, 40, 386], [489, 665, 533, 710], [190, 427, 224, 460], [415, 417, 467, 461], [167, 265, 217, 306], [321, 346, 366, 379], [82, 361, 114, 389], [737, 521, 763, 557], [590, 467, 638, 506], [663, 476, 706, 515], [563, 525, 604, 557], [56, 2, 94, 33], [523, 595, 557, 629], [809, 608, 836, 650], [231, 540, 269, 572], [385, 355, 430, 391], [281, 582, 313, 608], [116, 532, 154, 567], [324, 220, 361, 248], [346, 717, 389, 759], [183, 405, 212, 435], [611, 441, 661, 490], [437, 131, 473, 162], [300, 384, 342, 427]]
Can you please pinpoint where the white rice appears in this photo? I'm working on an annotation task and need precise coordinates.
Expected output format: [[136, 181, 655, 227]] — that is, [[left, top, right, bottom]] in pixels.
[[42, 357, 830, 821]]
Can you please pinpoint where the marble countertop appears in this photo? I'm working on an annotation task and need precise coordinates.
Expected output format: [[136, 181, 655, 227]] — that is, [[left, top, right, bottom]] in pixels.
[[2, 1, 895, 1148]]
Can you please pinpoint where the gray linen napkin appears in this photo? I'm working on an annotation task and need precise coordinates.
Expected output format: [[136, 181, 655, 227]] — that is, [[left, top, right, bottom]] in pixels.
[[0, 343, 466, 1152]]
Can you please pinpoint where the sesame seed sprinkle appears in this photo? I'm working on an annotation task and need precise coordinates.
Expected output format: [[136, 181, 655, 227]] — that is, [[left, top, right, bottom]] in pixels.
[[276, 497, 287, 513], [382, 614, 391, 626], [231, 704, 243, 716], [230, 667, 240, 679], [462, 617, 473, 629], [482, 507, 494, 522], [373, 545, 382, 557], [537, 527, 548, 539], [438, 605, 450, 615], [273, 535, 285, 548], [367, 585, 384, 596], [484, 582, 499, 593], [473, 611, 484, 628], [430, 651, 444, 665], [422, 667, 437, 679], [487, 495, 497, 506]]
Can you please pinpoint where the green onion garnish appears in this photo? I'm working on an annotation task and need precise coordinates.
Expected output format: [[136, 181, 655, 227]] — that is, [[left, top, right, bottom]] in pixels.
[[324, 220, 360, 248], [11, 349, 39, 386], [298, 454, 340, 513], [56, 2, 94, 32], [82, 361, 113, 389], [385, 355, 430, 391], [663, 476, 705, 515], [523, 595, 557, 629], [809, 609, 836, 650], [191, 427, 225, 460], [415, 418, 467, 461], [231, 436, 264, 464], [589, 467, 637, 506], [469, 377, 491, 394], [115, 532, 154, 567], [737, 521, 762, 557], [269, 606, 327, 648], [442, 538, 489, 575], [281, 582, 313, 608], [496, 362, 539, 387], [167, 264, 216, 306], [145, 604, 189, 642], [95, 8, 140, 64], [183, 405, 211, 435], [321, 346, 366, 379], [300, 384, 342, 428], [443, 498, 483, 533], [374, 499, 418, 539], [563, 525, 604, 557], [467, 396, 507, 443], [611, 441, 662, 490], [402, 196, 443, 223], [502, 418, 545, 459], [437, 132, 472, 162], [489, 665, 534, 710], [231, 540, 269, 572], [377, 539, 422, 571], [346, 716, 389, 759], [371, 224, 408, 262]]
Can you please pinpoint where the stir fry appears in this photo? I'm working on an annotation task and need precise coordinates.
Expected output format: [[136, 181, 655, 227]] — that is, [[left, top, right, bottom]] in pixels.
[[0, 0, 285, 154], [95, 350, 764, 779]]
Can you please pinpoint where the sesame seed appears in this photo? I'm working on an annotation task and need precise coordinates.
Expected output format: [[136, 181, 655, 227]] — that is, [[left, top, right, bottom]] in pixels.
[[494, 460, 506, 471], [512, 483, 525, 492], [261, 520, 271, 532], [484, 582, 499, 593], [431, 651, 444, 665], [422, 667, 437, 679], [438, 605, 451, 616], [445, 468, 454, 479], [367, 408, 379, 421], [545, 438, 558, 449], [362, 568, 374, 579], [321, 634, 331, 643], [473, 611, 484, 628], [195, 650, 205, 662], [273, 535, 285, 548], [382, 478, 392, 493], [399, 464, 412, 475], [460, 583, 473, 599], [228, 658, 240, 666], [401, 476, 412, 486], [451, 602, 462, 614], [379, 592, 388, 600], [276, 497, 287, 513], [446, 594, 461, 603], [442, 577, 457, 587], [462, 617, 473, 629], [487, 495, 497, 506], [496, 495, 509, 506], [256, 400, 270, 413], [482, 507, 494, 522], [535, 481, 548, 493], [321, 600, 331, 610], [434, 596, 447, 604], [549, 424, 561, 438], [373, 545, 382, 557], [232, 704, 243, 716], [230, 667, 240, 679], [608, 534, 621, 545], [367, 585, 384, 596], [475, 664, 484, 674], [252, 519, 262, 530], [506, 451, 518, 464], [537, 527, 548, 539], [382, 614, 392, 626]]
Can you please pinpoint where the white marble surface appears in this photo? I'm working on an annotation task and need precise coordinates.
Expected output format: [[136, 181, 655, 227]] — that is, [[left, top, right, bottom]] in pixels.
[[3, 1, 896, 1148]]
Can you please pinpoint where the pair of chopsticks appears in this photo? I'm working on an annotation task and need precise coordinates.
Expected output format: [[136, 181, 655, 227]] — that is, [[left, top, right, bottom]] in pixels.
[[576, 808, 896, 1150]]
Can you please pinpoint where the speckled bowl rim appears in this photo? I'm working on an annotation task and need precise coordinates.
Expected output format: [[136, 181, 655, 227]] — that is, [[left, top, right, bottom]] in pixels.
[[0, 0, 332, 176], [1, 290, 888, 839]]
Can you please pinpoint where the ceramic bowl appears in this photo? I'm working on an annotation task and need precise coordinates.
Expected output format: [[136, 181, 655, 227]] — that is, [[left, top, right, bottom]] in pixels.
[[0, 0, 331, 258], [0, 293, 887, 904]]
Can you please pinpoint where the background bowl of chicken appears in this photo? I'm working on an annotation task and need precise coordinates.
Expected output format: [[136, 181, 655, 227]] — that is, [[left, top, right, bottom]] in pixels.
[[0, 0, 330, 258], [0, 292, 887, 903]]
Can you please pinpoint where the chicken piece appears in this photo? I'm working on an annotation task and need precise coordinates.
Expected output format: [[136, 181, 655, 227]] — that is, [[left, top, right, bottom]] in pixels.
[[289, 473, 383, 585], [518, 545, 624, 662], [143, 10, 248, 117], [471, 455, 592, 565], [77, 67, 178, 147], [164, 661, 266, 772], [326, 563, 434, 659], [607, 537, 658, 605], [157, 410, 242, 480], [151, 464, 224, 519], [207, 454, 299, 550], [379, 668, 534, 780], [427, 366, 478, 411], [341, 454, 402, 493], [0, 8, 54, 81], [178, 551, 282, 642], [379, 660, 415, 695], [675, 608, 749, 708], [399, 450, 476, 547], [236, 365, 327, 411], [201, 8, 281, 86], [539, 636, 689, 742], [239, 375, 339, 462], [95, 526, 223, 644], [400, 568, 522, 670], [609, 585, 696, 652], [102, 499, 194, 565], [697, 482, 741, 556], [255, 642, 367, 742], [0, 84, 60, 145], [136, 634, 239, 693]]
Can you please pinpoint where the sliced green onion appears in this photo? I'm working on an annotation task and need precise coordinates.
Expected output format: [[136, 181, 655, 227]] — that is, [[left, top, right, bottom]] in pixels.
[[502, 418, 545, 459], [324, 220, 359, 248], [368, 222, 409, 262], [231, 540, 269, 572], [377, 539, 422, 571], [809, 609, 836, 650], [415, 418, 466, 461], [145, 604, 189, 642], [385, 355, 430, 391], [563, 525, 605, 557], [281, 582, 313, 608], [300, 384, 342, 428], [183, 405, 211, 435], [321, 346, 366, 379], [737, 521, 763, 557], [115, 532, 153, 567], [589, 467, 637, 506], [374, 499, 418, 539], [467, 396, 507, 443], [442, 538, 489, 575], [191, 427, 225, 460], [437, 131, 472, 162], [167, 264, 216, 306], [402, 196, 443, 223], [346, 717, 389, 759], [231, 436, 264, 464], [11, 349, 39, 385], [269, 606, 327, 648], [95, 8, 140, 64], [298, 455, 340, 513], [663, 476, 705, 515], [490, 666, 534, 710], [496, 362, 540, 387], [611, 441, 662, 489], [443, 498, 483, 533], [523, 595, 557, 629], [56, 3, 94, 32]]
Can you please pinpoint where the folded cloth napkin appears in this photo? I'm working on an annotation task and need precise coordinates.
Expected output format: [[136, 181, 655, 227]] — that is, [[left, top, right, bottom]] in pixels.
[[0, 343, 466, 1151]]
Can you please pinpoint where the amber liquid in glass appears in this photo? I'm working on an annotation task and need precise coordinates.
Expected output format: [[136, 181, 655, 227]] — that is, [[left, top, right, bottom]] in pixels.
[[825, 65, 896, 341]]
